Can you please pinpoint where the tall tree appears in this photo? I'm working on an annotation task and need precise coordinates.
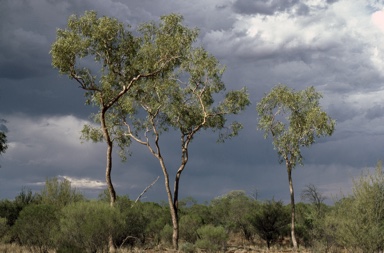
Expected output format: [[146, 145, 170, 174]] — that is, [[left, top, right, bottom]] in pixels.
[[256, 85, 335, 250], [50, 11, 197, 252], [120, 16, 250, 249]]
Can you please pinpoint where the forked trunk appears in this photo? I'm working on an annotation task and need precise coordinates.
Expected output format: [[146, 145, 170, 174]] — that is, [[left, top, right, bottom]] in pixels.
[[287, 164, 298, 250]]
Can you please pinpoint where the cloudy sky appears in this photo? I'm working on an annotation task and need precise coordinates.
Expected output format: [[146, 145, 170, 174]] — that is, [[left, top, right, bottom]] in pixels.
[[1, 0, 384, 204]]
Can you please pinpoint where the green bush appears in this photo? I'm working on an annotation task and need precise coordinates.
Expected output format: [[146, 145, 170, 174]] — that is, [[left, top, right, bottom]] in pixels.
[[195, 224, 227, 252], [58, 201, 124, 253], [12, 204, 59, 253], [115, 197, 147, 247], [179, 213, 203, 243], [140, 202, 170, 245], [180, 242, 196, 253], [160, 224, 173, 245]]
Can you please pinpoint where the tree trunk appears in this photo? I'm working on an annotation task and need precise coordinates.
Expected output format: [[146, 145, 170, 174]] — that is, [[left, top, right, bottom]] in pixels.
[[287, 164, 298, 250], [100, 110, 117, 253], [158, 154, 179, 250], [107, 141, 116, 253]]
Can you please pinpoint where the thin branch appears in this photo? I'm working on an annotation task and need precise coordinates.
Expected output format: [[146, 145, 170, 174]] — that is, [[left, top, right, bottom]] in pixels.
[[134, 176, 160, 203]]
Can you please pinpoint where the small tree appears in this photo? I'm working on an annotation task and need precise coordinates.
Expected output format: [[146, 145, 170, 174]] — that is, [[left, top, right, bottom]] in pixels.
[[301, 184, 326, 215], [256, 85, 335, 249], [250, 199, 290, 249]]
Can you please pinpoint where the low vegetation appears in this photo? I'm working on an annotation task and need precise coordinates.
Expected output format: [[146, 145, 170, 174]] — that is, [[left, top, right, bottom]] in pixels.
[[0, 163, 384, 252]]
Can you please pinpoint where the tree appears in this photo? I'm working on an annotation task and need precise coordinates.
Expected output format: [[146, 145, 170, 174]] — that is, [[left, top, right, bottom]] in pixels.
[[250, 199, 290, 249], [120, 17, 250, 248], [256, 85, 335, 250], [301, 184, 327, 216], [51, 12, 200, 252], [50, 11, 190, 208]]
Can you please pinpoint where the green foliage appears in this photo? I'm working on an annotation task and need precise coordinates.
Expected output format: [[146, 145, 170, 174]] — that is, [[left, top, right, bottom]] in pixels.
[[195, 224, 228, 252], [250, 199, 290, 249], [115, 196, 147, 247], [0, 187, 39, 235], [179, 213, 204, 243], [58, 201, 124, 253], [12, 204, 59, 253], [256, 85, 335, 249], [178, 199, 212, 244], [40, 177, 84, 208], [135, 201, 170, 246], [210, 190, 255, 241], [0, 217, 9, 243], [160, 224, 173, 245], [256, 85, 335, 168], [326, 161, 384, 252], [180, 242, 196, 253]]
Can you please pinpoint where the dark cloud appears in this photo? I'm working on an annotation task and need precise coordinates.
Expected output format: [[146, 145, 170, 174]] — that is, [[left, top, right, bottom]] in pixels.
[[232, 0, 308, 16]]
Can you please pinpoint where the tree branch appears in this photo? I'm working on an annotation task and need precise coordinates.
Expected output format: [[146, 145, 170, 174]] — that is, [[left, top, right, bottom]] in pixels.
[[134, 176, 160, 203]]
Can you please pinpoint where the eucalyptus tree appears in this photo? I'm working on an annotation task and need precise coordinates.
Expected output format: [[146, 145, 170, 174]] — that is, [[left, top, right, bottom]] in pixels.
[[119, 16, 250, 249], [256, 85, 335, 250], [50, 11, 193, 207]]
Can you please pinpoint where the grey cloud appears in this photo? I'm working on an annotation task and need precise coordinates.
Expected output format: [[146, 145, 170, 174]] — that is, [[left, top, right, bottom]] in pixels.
[[1, 0, 384, 204], [232, 0, 307, 16], [365, 104, 384, 120]]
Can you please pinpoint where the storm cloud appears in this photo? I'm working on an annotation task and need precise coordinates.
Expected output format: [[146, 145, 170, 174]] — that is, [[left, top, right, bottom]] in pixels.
[[1, 0, 384, 204]]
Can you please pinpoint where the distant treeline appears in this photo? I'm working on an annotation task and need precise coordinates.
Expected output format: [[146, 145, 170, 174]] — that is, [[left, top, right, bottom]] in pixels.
[[1, 162, 384, 253]]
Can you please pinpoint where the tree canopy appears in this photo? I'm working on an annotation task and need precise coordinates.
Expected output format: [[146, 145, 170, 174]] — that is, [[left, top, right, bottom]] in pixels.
[[50, 11, 201, 208], [257, 85, 335, 168]]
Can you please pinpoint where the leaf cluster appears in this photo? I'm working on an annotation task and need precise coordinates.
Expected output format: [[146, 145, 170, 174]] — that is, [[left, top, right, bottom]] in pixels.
[[256, 85, 335, 168]]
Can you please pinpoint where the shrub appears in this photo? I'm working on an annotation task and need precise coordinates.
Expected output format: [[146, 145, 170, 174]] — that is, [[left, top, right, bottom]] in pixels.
[[249, 200, 290, 249], [58, 201, 124, 253], [180, 242, 196, 253], [160, 224, 173, 246], [12, 204, 59, 253], [179, 213, 203, 243], [195, 224, 227, 252]]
